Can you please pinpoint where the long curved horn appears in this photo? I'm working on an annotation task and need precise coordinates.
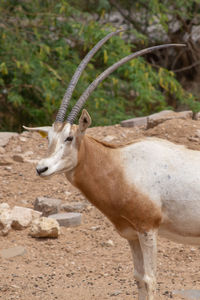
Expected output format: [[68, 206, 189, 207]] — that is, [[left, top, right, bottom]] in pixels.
[[67, 43, 186, 124], [55, 30, 123, 123]]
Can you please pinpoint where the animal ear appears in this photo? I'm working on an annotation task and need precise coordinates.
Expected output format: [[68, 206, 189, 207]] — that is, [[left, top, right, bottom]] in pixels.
[[78, 109, 91, 133], [23, 126, 51, 138]]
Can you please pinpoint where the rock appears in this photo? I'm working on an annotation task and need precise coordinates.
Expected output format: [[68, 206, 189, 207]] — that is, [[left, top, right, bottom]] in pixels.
[[61, 202, 87, 213], [4, 166, 12, 171], [0, 204, 12, 236], [15, 146, 22, 152], [173, 289, 200, 299], [195, 130, 200, 138], [29, 217, 60, 238], [194, 112, 200, 120], [147, 110, 192, 129], [102, 135, 115, 142], [24, 151, 34, 157], [34, 197, 62, 217], [0, 203, 10, 210], [188, 136, 199, 142], [0, 132, 19, 147], [24, 159, 39, 164], [19, 137, 27, 142], [11, 206, 42, 230], [105, 239, 114, 247], [121, 116, 147, 128], [64, 191, 72, 197], [0, 246, 26, 259], [91, 226, 100, 231], [110, 290, 121, 296], [0, 155, 13, 166], [12, 154, 24, 163], [0, 147, 5, 154], [49, 212, 82, 227]]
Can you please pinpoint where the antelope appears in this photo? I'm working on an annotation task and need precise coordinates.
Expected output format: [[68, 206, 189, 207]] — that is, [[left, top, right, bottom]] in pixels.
[[23, 31, 198, 300]]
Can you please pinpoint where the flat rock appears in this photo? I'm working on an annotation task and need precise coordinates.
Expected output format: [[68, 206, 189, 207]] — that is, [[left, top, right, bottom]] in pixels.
[[34, 197, 62, 216], [61, 202, 87, 213], [29, 217, 60, 238], [173, 289, 200, 299], [49, 212, 82, 227], [0, 246, 26, 259], [147, 110, 193, 128], [0, 132, 19, 147], [121, 116, 147, 128]]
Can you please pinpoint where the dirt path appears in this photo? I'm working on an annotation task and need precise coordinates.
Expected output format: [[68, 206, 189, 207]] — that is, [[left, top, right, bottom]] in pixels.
[[1, 118, 200, 300]]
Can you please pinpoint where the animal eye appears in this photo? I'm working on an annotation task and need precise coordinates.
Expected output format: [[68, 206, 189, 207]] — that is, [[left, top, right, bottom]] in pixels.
[[65, 136, 73, 142]]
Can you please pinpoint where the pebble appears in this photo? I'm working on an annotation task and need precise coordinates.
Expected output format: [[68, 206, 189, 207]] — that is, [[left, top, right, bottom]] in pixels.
[[110, 290, 121, 296], [102, 135, 115, 142], [12, 154, 24, 163]]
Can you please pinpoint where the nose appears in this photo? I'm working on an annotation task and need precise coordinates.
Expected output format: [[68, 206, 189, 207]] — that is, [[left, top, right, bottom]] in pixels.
[[36, 166, 48, 175]]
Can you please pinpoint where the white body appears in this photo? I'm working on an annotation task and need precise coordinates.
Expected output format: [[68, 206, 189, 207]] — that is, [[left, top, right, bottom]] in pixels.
[[121, 138, 200, 244]]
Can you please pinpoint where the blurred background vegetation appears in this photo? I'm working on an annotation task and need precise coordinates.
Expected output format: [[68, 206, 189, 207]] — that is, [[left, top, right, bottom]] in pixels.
[[0, 0, 200, 131]]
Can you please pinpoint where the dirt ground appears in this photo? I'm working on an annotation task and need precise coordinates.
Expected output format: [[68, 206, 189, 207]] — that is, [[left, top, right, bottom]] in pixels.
[[1, 118, 200, 300]]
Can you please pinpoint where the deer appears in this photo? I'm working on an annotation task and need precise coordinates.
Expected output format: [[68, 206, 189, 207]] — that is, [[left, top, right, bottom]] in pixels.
[[23, 30, 199, 300]]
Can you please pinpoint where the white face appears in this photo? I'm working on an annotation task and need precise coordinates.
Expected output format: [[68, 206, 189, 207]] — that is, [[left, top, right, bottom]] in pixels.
[[36, 123, 79, 177], [23, 109, 91, 177]]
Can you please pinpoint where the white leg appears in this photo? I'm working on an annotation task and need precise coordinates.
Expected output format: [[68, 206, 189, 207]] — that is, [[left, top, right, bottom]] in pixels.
[[129, 230, 157, 300]]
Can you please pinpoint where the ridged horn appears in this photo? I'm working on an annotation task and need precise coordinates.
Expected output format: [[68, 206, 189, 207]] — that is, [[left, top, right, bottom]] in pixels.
[[55, 30, 123, 123], [67, 43, 186, 124]]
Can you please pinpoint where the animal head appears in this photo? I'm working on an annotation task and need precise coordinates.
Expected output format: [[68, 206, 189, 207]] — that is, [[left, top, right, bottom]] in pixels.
[[23, 109, 91, 176], [23, 30, 185, 177]]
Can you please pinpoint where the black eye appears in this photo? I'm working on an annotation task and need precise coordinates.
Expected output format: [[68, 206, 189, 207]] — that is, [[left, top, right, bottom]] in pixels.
[[65, 136, 73, 142]]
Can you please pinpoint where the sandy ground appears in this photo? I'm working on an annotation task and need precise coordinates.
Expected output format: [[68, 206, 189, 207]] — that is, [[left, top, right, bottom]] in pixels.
[[1, 118, 200, 300]]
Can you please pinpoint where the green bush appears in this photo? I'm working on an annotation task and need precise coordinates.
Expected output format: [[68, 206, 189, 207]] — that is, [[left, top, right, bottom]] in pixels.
[[0, 0, 199, 131]]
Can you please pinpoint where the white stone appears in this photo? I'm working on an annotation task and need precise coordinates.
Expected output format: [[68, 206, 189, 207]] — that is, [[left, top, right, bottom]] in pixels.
[[106, 239, 114, 247], [102, 135, 115, 142], [11, 206, 41, 230], [24, 151, 34, 157], [19, 137, 27, 142], [29, 217, 60, 238], [0, 203, 10, 210], [0, 205, 12, 236]]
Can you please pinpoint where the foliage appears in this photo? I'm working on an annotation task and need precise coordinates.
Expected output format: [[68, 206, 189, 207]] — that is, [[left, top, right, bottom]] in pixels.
[[0, 0, 200, 131]]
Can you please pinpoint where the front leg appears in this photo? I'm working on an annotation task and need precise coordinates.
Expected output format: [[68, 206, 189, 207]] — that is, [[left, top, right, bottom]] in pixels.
[[129, 230, 157, 300]]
